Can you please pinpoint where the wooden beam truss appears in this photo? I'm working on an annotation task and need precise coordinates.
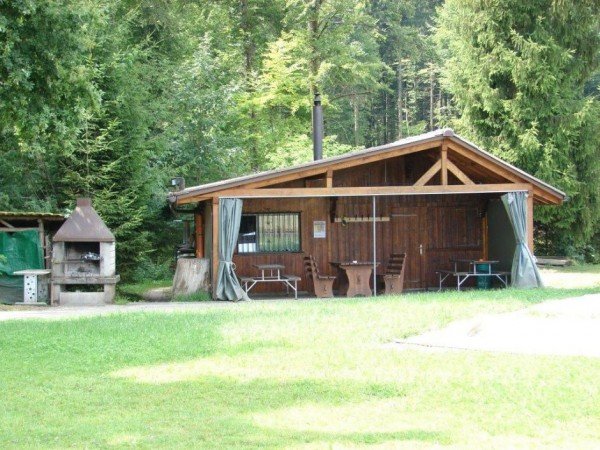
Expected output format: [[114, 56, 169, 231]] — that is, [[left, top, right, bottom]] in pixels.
[[216, 183, 532, 199]]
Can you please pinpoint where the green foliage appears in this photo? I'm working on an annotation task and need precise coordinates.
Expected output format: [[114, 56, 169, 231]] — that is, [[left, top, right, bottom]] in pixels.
[[130, 257, 173, 283], [264, 134, 358, 169], [435, 0, 600, 250], [1, 0, 599, 272]]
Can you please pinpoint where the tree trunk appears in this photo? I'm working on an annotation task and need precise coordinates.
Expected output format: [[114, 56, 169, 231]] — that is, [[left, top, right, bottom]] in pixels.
[[397, 59, 403, 139], [429, 67, 434, 131], [308, 0, 322, 96], [241, 0, 260, 170], [353, 95, 360, 146], [172, 258, 211, 297]]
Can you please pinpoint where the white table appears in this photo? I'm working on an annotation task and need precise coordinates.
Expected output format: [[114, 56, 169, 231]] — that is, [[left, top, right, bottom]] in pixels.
[[13, 269, 51, 305], [240, 264, 300, 299]]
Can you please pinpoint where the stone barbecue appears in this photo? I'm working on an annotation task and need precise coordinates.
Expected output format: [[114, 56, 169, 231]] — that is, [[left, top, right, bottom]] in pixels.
[[51, 198, 119, 305]]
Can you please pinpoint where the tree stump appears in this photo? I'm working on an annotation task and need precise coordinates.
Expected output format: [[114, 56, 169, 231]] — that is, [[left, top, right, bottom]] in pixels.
[[172, 258, 210, 298]]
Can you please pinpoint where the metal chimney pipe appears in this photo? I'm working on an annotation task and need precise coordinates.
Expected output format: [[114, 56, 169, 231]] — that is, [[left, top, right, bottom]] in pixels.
[[312, 93, 323, 160]]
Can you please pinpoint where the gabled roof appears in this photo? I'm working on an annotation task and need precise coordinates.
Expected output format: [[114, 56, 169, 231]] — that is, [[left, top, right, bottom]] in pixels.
[[53, 198, 115, 242], [169, 129, 566, 205]]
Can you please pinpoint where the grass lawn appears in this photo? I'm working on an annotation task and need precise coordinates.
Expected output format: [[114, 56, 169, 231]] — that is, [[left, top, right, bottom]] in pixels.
[[2, 287, 600, 448]]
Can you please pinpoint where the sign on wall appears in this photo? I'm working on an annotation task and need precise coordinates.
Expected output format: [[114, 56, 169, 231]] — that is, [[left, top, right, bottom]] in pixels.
[[313, 220, 326, 238]]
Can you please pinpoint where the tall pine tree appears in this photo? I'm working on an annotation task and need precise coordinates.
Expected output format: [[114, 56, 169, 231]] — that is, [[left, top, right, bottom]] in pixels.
[[436, 0, 600, 255]]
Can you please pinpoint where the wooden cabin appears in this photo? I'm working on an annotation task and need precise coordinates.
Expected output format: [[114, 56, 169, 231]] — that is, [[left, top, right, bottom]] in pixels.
[[168, 129, 565, 297]]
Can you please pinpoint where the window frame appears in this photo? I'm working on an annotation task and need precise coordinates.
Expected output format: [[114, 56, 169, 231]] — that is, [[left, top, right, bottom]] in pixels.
[[237, 212, 302, 254]]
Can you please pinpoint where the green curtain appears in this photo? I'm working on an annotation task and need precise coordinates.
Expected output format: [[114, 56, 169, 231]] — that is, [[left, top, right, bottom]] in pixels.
[[216, 198, 249, 301], [501, 192, 543, 288]]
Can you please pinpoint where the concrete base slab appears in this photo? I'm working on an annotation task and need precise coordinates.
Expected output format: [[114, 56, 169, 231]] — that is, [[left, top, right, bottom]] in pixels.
[[59, 292, 106, 306]]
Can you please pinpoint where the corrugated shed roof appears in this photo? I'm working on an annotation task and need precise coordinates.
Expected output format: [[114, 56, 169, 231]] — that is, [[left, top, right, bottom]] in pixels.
[[53, 198, 115, 242], [0, 211, 65, 221]]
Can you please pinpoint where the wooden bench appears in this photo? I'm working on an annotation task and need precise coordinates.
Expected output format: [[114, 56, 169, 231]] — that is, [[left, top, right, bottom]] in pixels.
[[304, 255, 336, 298], [536, 256, 572, 267], [383, 253, 406, 295], [436, 269, 510, 291]]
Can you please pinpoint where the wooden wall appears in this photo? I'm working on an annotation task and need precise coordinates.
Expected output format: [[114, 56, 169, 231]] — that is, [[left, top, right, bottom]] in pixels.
[[231, 193, 488, 292], [228, 154, 495, 293], [232, 197, 330, 293]]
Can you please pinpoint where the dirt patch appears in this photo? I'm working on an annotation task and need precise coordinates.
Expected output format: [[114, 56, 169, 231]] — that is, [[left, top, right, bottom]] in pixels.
[[396, 294, 600, 358], [540, 268, 600, 289], [0, 304, 46, 311]]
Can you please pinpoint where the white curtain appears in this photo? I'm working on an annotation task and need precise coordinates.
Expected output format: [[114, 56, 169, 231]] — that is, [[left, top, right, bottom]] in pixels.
[[501, 192, 543, 288], [216, 198, 249, 301]]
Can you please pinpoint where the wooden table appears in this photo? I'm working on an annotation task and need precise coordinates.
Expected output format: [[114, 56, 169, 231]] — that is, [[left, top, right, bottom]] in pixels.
[[240, 264, 300, 299], [330, 261, 379, 297], [437, 259, 508, 291]]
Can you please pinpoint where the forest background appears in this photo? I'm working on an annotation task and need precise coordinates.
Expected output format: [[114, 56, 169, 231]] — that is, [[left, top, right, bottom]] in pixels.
[[1, 0, 598, 280]]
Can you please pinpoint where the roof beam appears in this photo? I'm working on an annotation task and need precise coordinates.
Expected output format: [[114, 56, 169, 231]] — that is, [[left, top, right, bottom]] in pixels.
[[446, 143, 520, 183], [172, 140, 443, 204], [446, 139, 563, 204], [446, 159, 475, 185], [214, 183, 533, 199], [414, 160, 442, 186]]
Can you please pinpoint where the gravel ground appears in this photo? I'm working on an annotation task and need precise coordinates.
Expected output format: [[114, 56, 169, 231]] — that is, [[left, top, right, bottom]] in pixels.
[[0, 301, 240, 322]]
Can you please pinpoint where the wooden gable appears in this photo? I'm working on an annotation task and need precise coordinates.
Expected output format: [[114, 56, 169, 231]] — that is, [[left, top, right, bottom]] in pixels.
[[169, 129, 565, 206]]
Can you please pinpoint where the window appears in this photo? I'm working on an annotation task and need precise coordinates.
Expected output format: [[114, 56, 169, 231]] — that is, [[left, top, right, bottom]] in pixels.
[[237, 213, 301, 253]]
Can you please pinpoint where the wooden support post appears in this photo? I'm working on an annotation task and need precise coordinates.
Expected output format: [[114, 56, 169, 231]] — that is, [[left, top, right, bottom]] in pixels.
[[326, 169, 333, 188], [194, 203, 205, 258], [527, 189, 534, 252], [441, 142, 448, 185], [211, 198, 219, 299], [37, 219, 48, 269], [482, 215, 489, 260]]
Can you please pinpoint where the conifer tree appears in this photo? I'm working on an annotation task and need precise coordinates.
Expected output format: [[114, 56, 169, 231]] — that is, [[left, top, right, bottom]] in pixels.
[[436, 0, 600, 253]]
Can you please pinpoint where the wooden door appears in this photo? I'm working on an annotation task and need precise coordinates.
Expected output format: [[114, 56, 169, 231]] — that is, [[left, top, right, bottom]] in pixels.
[[424, 205, 483, 287], [390, 207, 424, 289]]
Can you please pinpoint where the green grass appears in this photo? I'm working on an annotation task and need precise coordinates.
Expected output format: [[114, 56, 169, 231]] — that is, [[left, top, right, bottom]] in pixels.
[[552, 263, 600, 273], [1, 287, 600, 448], [173, 291, 212, 302]]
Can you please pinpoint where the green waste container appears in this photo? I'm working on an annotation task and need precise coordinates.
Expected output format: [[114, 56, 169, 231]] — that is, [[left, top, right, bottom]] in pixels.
[[475, 263, 492, 289]]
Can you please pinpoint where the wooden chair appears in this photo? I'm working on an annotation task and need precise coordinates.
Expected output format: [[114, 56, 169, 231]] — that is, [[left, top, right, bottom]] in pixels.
[[303, 255, 336, 298], [383, 253, 406, 295]]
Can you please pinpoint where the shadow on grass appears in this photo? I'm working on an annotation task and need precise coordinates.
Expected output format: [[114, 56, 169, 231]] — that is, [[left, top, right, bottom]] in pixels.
[[17, 376, 451, 448]]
